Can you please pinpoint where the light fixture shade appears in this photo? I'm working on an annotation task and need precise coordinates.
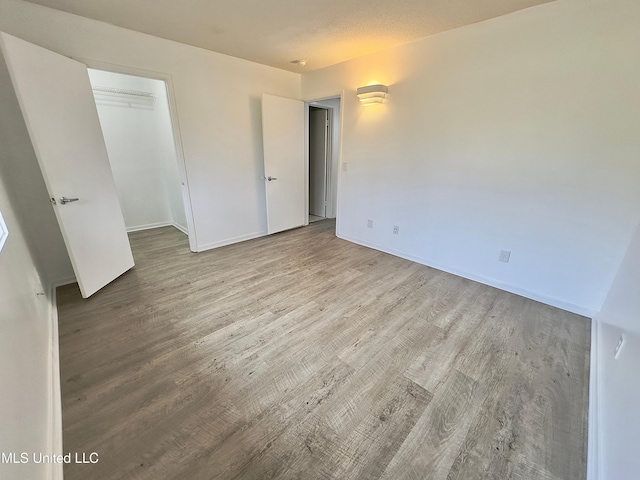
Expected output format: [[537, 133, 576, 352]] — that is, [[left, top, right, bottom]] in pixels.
[[356, 84, 388, 105]]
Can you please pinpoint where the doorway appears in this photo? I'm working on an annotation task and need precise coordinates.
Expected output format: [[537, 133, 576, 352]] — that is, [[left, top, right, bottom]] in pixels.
[[307, 97, 341, 224], [309, 106, 329, 221], [87, 68, 190, 238]]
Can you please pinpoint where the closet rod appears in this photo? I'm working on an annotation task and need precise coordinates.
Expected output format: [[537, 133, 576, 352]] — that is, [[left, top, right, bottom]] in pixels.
[[91, 85, 155, 98]]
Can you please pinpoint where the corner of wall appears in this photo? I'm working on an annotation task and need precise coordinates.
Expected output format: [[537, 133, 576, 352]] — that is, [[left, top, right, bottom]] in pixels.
[[587, 316, 600, 480], [336, 232, 596, 317], [47, 286, 63, 480]]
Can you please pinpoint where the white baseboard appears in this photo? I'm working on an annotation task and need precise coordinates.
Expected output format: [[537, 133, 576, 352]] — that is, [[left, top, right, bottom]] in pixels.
[[51, 275, 77, 288], [336, 233, 596, 318], [48, 286, 63, 480], [125, 221, 172, 233], [587, 318, 599, 480], [172, 223, 188, 235], [126, 222, 188, 235], [196, 230, 267, 252]]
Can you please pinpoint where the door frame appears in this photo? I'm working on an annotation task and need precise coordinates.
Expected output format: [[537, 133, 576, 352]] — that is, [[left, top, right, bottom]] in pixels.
[[77, 58, 198, 252], [304, 92, 344, 229], [308, 106, 330, 219]]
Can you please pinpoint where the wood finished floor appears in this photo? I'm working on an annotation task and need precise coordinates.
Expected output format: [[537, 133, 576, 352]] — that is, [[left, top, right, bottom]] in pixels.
[[56, 220, 590, 480]]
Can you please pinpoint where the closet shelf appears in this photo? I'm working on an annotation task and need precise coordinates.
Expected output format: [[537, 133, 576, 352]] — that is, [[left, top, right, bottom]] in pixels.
[[92, 85, 155, 99], [92, 85, 155, 109]]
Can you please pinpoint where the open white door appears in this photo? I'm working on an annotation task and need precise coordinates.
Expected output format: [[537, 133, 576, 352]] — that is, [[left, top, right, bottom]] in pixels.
[[261, 94, 305, 234], [0, 32, 134, 298]]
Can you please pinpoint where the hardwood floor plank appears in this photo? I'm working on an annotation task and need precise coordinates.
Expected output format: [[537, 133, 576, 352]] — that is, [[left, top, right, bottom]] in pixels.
[[56, 220, 590, 480], [403, 280, 498, 394], [177, 356, 356, 480], [380, 370, 484, 480], [319, 377, 432, 480]]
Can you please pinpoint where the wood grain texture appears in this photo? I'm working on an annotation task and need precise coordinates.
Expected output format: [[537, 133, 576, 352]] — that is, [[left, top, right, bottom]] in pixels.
[[56, 219, 590, 480]]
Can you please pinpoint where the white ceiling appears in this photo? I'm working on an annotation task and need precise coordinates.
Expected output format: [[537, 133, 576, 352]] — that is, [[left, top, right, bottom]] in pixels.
[[24, 0, 556, 72]]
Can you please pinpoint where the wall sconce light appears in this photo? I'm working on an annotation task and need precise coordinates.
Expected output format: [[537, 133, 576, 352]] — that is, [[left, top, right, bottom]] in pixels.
[[356, 84, 388, 105]]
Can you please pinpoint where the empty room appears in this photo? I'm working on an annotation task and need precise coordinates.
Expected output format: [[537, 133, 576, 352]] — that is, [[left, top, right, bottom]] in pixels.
[[0, 0, 639, 479]]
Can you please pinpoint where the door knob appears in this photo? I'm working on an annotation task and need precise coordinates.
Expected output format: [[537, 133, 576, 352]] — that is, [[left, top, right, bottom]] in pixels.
[[59, 196, 79, 205], [267, 176, 278, 181]]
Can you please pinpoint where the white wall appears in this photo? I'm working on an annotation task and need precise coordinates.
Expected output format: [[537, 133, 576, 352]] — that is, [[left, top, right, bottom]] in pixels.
[[594, 223, 640, 479], [88, 69, 187, 232], [0, 0, 300, 259], [0, 187, 53, 480], [0, 50, 55, 480], [301, 0, 640, 317]]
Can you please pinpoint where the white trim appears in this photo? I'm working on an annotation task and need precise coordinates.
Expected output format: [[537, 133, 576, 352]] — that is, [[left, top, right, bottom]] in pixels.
[[51, 275, 77, 288], [307, 104, 331, 220], [196, 230, 267, 252], [125, 221, 173, 233], [303, 90, 345, 104], [125, 222, 189, 234], [337, 233, 597, 317], [48, 286, 63, 480], [303, 101, 309, 225], [587, 317, 600, 480], [172, 222, 188, 235]]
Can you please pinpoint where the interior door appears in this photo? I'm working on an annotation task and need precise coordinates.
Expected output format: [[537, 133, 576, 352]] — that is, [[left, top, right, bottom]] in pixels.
[[261, 94, 305, 234], [0, 32, 134, 298], [309, 107, 328, 217]]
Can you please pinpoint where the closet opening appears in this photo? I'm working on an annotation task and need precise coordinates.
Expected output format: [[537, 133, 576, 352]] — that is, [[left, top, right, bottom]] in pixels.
[[87, 68, 192, 242]]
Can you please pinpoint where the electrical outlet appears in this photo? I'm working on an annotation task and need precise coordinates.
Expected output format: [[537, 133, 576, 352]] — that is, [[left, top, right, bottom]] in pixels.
[[393, 225, 400, 235], [614, 334, 625, 359], [499, 250, 511, 263], [367, 219, 373, 228]]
